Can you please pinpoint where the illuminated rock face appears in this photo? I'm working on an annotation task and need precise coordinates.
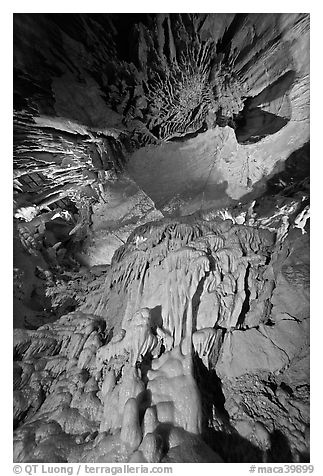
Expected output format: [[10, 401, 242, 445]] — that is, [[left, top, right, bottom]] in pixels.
[[147, 346, 202, 434], [96, 308, 158, 367], [13, 197, 310, 462], [13, 13, 309, 263], [13, 13, 310, 464]]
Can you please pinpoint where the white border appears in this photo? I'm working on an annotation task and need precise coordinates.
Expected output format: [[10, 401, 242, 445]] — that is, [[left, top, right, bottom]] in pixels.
[[2, 4, 321, 475]]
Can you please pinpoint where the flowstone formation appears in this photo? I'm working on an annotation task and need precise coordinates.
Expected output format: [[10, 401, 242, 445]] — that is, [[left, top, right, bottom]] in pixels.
[[14, 193, 310, 462], [13, 12, 310, 464]]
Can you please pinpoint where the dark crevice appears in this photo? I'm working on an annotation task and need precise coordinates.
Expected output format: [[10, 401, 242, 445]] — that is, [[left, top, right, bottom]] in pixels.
[[167, 122, 208, 142], [236, 263, 251, 328], [191, 271, 211, 334], [233, 70, 296, 144], [264, 142, 310, 197], [235, 109, 289, 144], [280, 382, 294, 396], [162, 18, 171, 61], [268, 430, 293, 463], [216, 14, 249, 58], [111, 14, 149, 63], [194, 355, 229, 423], [193, 357, 268, 463]]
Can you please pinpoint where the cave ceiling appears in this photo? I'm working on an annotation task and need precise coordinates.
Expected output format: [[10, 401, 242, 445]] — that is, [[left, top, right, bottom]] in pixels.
[[14, 13, 309, 264], [13, 13, 311, 465]]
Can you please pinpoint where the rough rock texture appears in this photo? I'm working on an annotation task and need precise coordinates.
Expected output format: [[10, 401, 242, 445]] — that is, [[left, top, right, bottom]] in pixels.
[[14, 192, 310, 462], [14, 13, 309, 264], [13, 13, 310, 464]]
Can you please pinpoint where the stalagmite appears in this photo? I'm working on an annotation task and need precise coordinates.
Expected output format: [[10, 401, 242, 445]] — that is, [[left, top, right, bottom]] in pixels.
[[147, 346, 202, 435], [120, 398, 142, 452], [139, 433, 163, 463], [100, 365, 145, 432], [142, 407, 158, 437], [13, 12, 310, 464]]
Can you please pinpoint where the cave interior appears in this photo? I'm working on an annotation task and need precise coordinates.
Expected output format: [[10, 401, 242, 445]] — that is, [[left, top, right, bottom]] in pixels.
[[13, 13, 310, 464]]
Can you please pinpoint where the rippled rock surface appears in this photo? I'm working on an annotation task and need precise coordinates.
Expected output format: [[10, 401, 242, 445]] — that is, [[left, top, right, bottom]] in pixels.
[[14, 195, 310, 462], [14, 13, 309, 262], [13, 13, 310, 463]]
